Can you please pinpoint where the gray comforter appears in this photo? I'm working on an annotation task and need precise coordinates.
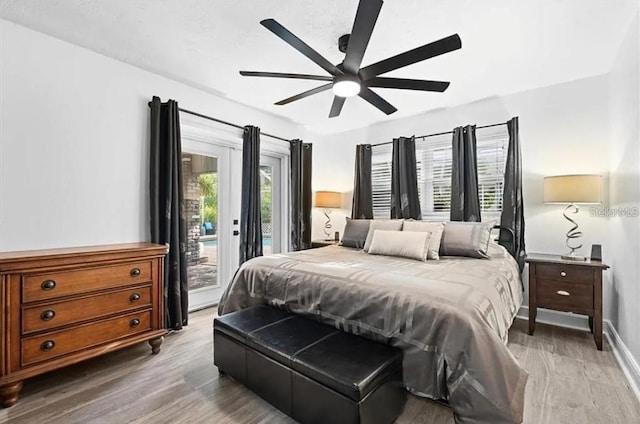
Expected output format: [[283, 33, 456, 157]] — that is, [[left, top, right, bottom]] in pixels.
[[218, 243, 527, 424]]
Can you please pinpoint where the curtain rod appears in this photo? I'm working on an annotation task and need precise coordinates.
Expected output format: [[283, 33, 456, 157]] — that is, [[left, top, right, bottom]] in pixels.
[[370, 122, 508, 147], [147, 102, 292, 143]]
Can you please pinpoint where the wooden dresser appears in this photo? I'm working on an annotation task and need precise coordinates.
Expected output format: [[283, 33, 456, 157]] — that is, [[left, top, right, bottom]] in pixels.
[[525, 253, 609, 350], [0, 243, 169, 407]]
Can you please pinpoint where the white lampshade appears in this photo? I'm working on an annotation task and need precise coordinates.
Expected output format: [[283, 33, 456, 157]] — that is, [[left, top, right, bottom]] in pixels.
[[543, 174, 603, 204], [315, 191, 342, 208]]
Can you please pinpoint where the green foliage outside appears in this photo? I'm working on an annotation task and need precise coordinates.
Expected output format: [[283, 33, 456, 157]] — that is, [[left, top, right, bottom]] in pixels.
[[199, 174, 218, 224], [198, 170, 273, 226]]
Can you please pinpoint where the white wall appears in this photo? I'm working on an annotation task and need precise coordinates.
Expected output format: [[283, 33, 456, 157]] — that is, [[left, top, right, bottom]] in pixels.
[[0, 19, 303, 251], [608, 11, 640, 365], [312, 74, 613, 311]]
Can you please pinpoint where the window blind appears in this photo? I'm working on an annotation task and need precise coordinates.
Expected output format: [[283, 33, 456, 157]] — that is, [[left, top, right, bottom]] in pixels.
[[371, 127, 508, 221]]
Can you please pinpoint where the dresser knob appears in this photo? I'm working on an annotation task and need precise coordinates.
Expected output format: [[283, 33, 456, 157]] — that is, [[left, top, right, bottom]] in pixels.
[[130, 268, 141, 277], [130, 318, 141, 328], [40, 310, 56, 321], [41, 280, 56, 291], [40, 340, 55, 351], [556, 290, 571, 296], [129, 293, 141, 302], [560, 271, 567, 277]]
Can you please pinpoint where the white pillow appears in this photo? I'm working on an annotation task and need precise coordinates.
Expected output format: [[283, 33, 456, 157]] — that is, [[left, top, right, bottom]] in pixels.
[[363, 220, 404, 251], [368, 230, 432, 262], [402, 221, 445, 260]]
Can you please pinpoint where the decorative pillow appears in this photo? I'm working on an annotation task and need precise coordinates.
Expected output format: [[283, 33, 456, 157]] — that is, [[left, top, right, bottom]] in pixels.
[[368, 230, 432, 262], [341, 218, 371, 249], [402, 221, 445, 260], [440, 222, 494, 259], [363, 219, 404, 251]]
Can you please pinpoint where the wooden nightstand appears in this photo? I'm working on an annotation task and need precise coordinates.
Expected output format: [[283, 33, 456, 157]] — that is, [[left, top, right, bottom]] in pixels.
[[525, 253, 609, 350], [310, 240, 339, 248]]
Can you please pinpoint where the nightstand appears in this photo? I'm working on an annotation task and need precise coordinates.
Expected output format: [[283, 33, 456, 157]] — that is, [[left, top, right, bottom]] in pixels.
[[525, 253, 609, 350], [310, 240, 339, 248]]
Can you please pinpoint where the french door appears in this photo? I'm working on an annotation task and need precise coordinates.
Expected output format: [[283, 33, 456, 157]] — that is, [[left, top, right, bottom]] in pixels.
[[181, 142, 240, 311], [181, 140, 286, 311]]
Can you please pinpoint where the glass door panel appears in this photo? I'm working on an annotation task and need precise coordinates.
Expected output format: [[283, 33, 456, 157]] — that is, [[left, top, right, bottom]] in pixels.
[[260, 155, 283, 254], [181, 143, 235, 311]]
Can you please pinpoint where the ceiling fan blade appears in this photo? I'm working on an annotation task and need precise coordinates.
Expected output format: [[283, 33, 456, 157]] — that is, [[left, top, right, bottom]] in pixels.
[[329, 96, 346, 118], [358, 88, 397, 115], [240, 71, 333, 81], [342, 0, 383, 74], [359, 34, 462, 80], [366, 77, 450, 92], [261, 19, 342, 76], [274, 83, 333, 105]]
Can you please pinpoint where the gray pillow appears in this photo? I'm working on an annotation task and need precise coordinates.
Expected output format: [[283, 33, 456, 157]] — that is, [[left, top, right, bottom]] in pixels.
[[363, 219, 404, 251], [341, 218, 371, 249], [402, 221, 445, 260], [440, 222, 494, 259]]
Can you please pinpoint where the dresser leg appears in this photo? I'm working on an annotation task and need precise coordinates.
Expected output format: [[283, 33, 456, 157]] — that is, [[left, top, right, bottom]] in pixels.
[[0, 381, 23, 408], [149, 336, 164, 355], [588, 316, 594, 334]]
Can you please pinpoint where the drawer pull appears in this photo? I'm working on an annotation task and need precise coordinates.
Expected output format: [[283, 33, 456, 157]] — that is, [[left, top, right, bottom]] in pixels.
[[40, 340, 55, 351], [41, 280, 56, 291], [556, 290, 571, 296], [560, 271, 567, 277], [129, 318, 141, 328], [130, 268, 141, 277], [40, 310, 56, 321], [129, 293, 141, 302]]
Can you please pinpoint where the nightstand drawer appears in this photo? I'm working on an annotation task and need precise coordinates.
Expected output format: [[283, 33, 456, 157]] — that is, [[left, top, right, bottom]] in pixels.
[[537, 279, 593, 314], [536, 263, 594, 284]]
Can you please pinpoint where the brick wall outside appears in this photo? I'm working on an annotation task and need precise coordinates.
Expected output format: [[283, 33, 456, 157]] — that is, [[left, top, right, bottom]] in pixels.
[[183, 157, 201, 267]]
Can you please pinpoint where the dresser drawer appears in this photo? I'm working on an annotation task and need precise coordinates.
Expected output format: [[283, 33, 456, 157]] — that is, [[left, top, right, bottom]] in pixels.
[[535, 263, 594, 284], [537, 279, 593, 314], [22, 261, 152, 302], [21, 310, 152, 366], [22, 285, 152, 334]]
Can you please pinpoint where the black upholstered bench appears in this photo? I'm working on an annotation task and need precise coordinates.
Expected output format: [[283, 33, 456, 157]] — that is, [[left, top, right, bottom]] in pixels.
[[214, 306, 406, 424]]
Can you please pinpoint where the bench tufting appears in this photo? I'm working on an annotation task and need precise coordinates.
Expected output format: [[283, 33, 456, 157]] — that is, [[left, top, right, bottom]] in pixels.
[[214, 305, 406, 424]]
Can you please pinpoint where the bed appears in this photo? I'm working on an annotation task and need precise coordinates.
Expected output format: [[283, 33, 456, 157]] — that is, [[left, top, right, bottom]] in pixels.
[[218, 241, 527, 424]]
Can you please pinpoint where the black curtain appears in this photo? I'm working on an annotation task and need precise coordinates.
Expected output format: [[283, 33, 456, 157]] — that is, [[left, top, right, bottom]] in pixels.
[[352, 144, 373, 219], [500, 117, 526, 275], [450, 125, 481, 222], [391, 136, 421, 219], [239, 126, 263, 264], [149, 96, 188, 330], [290, 140, 313, 251]]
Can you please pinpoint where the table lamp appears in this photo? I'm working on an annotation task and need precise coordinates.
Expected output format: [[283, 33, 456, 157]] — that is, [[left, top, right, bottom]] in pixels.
[[543, 174, 603, 260], [315, 191, 342, 240]]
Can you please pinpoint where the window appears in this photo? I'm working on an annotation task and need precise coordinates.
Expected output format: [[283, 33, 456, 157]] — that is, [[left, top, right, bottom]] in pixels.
[[370, 127, 508, 220]]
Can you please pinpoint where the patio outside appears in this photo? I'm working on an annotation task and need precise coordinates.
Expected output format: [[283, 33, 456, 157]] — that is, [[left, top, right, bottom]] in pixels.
[[183, 153, 274, 291]]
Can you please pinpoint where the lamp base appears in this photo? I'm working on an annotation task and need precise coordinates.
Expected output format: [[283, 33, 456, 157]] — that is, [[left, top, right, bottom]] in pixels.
[[561, 254, 587, 261]]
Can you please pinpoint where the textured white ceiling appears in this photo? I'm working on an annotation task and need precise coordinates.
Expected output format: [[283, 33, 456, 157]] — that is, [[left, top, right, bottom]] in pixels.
[[1, 0, 637, 134]]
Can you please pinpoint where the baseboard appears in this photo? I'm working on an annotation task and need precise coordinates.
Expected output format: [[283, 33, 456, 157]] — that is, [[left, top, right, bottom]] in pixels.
[[516, 306, 640, 402], [516, 306, 590, 332], [605, 318, 640, 402]]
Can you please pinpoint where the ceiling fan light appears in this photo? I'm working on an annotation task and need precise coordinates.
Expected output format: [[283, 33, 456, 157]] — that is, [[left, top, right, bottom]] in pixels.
[[333, 78, 361, 97]]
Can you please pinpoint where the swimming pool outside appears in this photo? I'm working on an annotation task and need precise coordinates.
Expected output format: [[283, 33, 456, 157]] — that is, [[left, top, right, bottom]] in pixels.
[[203, 237, 272, 247]]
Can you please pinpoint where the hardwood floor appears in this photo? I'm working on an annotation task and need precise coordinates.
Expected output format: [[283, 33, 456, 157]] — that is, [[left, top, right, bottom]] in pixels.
[[1, 308, 639, 424]]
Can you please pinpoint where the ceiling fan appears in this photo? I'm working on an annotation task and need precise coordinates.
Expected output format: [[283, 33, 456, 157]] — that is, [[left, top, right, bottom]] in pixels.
[[239, 0, 461, 118]]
